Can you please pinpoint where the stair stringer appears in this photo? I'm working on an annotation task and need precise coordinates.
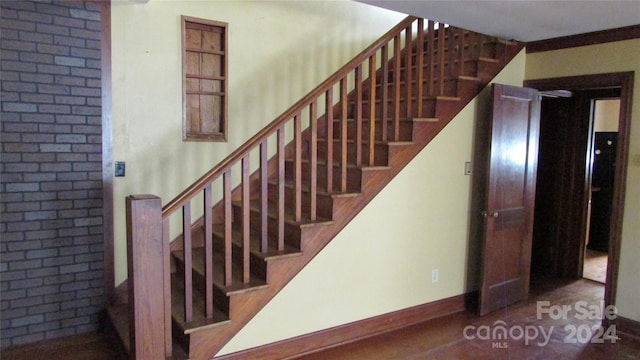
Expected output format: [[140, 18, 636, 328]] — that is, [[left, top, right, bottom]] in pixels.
[[182, 43, 525, 360]]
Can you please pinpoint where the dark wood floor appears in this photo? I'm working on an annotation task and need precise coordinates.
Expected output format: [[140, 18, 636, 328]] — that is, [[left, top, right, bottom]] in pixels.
[[296, 278, 640, 360], [2, 278, 638, 360]]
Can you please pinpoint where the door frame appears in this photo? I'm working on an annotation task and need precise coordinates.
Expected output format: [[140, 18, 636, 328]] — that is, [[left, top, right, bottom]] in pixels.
[[524, 72, 633, 317]]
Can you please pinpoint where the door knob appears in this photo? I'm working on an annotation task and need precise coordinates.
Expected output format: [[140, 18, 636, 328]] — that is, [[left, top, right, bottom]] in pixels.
[[482, 211, 499, 218]]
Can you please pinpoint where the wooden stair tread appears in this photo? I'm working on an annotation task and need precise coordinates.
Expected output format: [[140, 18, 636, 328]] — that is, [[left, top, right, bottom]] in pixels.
[[106, 304, 130, 353], [413, 117, 440, 122], [211, 223, 303, 261], [267, 179, 362, 199], [330, 117, 423, 123], [398, 56, 502, 70], [376, 75, 481, 86], [288, 157, 392, 172], [332, 117, 437, 123], [352, 95, 461, 105], [232, 199, 335, 227], [170, 272, 230, 334], [172, 247, 268, 295], [318, 138, 414, 146]]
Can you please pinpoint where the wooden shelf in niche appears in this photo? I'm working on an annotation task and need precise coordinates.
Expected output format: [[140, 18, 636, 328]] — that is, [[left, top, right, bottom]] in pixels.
[[182, 16, 228, 142]]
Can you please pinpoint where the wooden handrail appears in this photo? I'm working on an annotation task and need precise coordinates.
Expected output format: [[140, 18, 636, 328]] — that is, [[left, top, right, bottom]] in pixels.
[[162, 16, 417, 218]]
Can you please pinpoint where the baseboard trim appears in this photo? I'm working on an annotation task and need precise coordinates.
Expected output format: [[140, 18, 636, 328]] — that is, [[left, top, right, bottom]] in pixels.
[[614, 316, 640, 342], [215, 293, 467, 359]]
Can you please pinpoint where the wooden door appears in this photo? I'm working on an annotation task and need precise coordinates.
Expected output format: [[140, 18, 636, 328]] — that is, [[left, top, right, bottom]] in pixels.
[[478, 84, 541, 315]]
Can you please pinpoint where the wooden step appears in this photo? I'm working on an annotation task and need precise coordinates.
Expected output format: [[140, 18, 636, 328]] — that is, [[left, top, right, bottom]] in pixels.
[[324, 117, 415, 142], [231, 199, 335, 249], [347, 95, 461, 119], [315, 138, 415, 167], [284, 158, 391, 194], [267, 179, 362, 220], [416, 36, 514, 61], [316, 138, 390, 166], [370, 76, 482, 103], [395, 57, 500, 82], [173, 247, 268, 298], [106, 304, 130, 354], [170, 272, 231, 332], [211, 223, 302, 280], [169, 272, 230, 355]]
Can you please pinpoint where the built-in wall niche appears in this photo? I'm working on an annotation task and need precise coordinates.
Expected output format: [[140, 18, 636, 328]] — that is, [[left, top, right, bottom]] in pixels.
[[182, 16, 228, 141]]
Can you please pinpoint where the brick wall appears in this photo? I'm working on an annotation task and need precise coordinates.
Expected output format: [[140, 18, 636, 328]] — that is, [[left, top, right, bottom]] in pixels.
[[1, 0, 104, 348]]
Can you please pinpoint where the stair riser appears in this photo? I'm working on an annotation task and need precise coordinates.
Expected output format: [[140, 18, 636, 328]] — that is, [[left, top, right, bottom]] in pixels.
[[414, 39, 505, 61], [231, 203, 318, 249], [394, 60, 480, 81], [315, 140, 389, 167], [372, 78, 458, 98], [347, 98, 456, 119], [267, 182, 335, 220], [285, 160, 363, 193], [173, 260, 231, 316], [324, 119, 414, 142], [211, 232, 269, 281]]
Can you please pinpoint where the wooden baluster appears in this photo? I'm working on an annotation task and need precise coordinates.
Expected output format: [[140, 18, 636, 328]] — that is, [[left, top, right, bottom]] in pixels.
[[448, 26, 456, 79], [325, 88, 334, 194], [260, 140, 268, 253], [469, 31, 477, 60], [294, 114, 302, 222], [427, 20, 435, 97], [309, 101, 317, 221], [182, 202, 192, 323], [203, 184, 213, 317], [126, 195, 168, 360], [405, 24, 412, 118], [458, 27, 465, 78], [368, 55, 376, 166], [381, 44, 389, 142], [438, 23, 446, 95], [340, 78, 348, 192], [355, 64, 363, 166], [277, 126, 285, 251], [416, 19, 424, 117], [241, 155, 250, 284], [393, 34, 401, 141], [161, 217, 171, 356], [223, 169, 232, 286]]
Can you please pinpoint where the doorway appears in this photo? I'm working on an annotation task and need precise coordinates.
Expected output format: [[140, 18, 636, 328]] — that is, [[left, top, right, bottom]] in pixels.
[[584, 98, 620, 283], [524, 72, 633, 317]]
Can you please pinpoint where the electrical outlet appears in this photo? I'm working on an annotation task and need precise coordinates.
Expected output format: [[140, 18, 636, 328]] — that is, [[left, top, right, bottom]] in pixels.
[[432, 269, 439, 283]]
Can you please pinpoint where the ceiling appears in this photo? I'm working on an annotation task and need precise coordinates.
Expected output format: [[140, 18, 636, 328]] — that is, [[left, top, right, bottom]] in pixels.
[[356, 1, 640, 42]]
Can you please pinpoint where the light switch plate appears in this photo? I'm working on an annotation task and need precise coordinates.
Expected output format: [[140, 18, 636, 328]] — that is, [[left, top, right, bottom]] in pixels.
[[464, 162, 472, 175], [115, 161, 125, 177]]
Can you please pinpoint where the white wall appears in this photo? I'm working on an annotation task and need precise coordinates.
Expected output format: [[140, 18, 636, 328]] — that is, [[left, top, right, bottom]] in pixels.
[[594, 99, 621, 132], [111, 0, 405, 284]]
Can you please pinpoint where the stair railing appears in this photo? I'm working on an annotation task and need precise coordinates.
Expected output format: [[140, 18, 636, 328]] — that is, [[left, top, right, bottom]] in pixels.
[[126, 15, 487, 358]]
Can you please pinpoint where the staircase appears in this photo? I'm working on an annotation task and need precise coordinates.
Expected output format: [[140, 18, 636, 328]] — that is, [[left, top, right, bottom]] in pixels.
[[107, 16, 523, 359]]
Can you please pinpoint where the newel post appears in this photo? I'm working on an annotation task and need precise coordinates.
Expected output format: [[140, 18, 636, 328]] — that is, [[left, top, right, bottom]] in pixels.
[[126, 195, 169, 359]]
